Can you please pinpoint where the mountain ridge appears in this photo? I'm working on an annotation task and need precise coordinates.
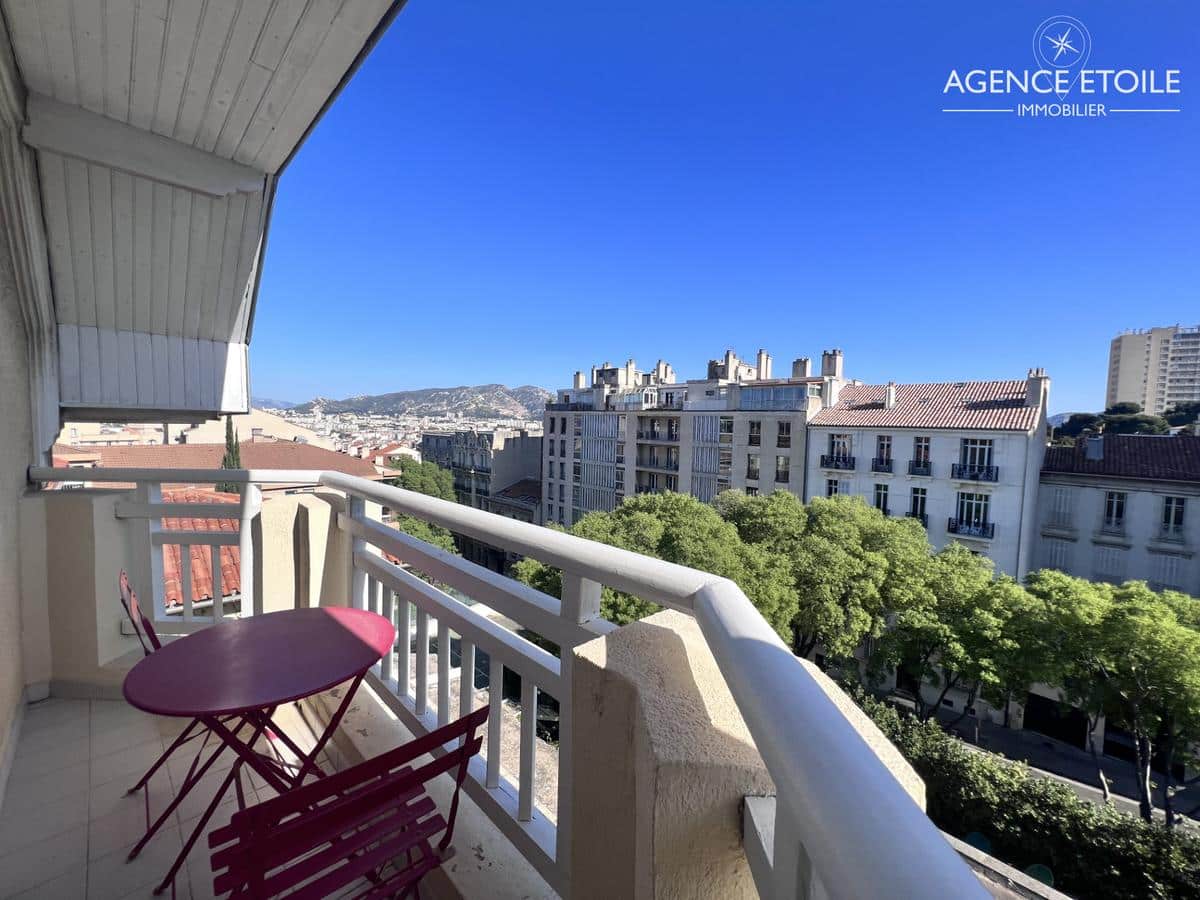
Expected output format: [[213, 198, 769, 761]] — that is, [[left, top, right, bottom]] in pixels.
[[291, 384, 552, 419]]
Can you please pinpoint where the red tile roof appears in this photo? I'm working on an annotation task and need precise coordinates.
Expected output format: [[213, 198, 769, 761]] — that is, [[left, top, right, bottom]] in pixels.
[[809, 380, 1041, 432], [160, 489, 241, 608], [1043, 435, 1200, 483]]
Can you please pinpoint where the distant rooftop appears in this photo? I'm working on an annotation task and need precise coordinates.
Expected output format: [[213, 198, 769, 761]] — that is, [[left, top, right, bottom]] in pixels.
[[1043, 434, 1200, 483], [491, 478, 542, 505], [810, 379, 1043, 431]]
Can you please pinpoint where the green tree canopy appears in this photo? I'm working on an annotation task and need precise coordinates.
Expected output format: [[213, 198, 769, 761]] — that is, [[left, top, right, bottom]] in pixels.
[[1164, 400, 1200, 427], [216, 414, 242, 493], [1056, 412, 1102, 438], [1105, 401, 1143, 416], [385, 457, 457, 553], [514, 492, 798, 639], [1102, 413, 1169, 435]]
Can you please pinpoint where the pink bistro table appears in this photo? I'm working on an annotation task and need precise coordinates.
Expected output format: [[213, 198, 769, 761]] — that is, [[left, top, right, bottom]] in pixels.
[[123, 606, 396, 895]]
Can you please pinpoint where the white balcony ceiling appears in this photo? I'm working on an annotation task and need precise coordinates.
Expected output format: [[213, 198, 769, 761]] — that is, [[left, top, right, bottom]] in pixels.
[[0, 0, 398, 423]]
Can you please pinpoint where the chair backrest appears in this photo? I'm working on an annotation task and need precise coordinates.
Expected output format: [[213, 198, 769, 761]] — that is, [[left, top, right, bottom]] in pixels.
[[118, 569, 161, 655], [209, 704, 490, 899]]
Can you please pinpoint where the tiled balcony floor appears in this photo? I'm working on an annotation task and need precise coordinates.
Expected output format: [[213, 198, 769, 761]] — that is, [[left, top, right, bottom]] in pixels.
[[0, 698, 330, 899]]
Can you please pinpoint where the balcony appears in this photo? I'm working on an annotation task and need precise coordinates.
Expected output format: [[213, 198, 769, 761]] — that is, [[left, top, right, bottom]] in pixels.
[[951, 463, 998, 482], [907, 511, 929, 527], [636, 431, 679, 443], [636, 458, 680, 472], [908, 460, 933, 477], [871, 457, 893, 474], [820, 455, 856, 471], [948, 518, 996, 539], [10, 465, 990, 899]]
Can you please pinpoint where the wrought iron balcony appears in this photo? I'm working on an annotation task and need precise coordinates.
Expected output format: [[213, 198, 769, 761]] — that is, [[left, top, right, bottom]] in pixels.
[[950, 463, 998, 482], [947, 518, 995, 539], [871, 457, 893, 474], [907, 460, 932, 477], [820, 454, 856, 470], [907, 511, 928, 527]]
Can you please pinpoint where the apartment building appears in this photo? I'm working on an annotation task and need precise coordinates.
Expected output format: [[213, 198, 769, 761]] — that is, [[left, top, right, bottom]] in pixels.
[[543, 349, 851, 526], [1107, 324, 1200, 416], [1038, 434, 1200, 594], [419, 431, 455, 469], [450, 428, 542, 510], [805, 372, 1051, 578]]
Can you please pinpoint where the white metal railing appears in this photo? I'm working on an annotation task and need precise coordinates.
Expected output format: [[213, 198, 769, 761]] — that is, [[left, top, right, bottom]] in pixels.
[[28, 465, 987, 900]]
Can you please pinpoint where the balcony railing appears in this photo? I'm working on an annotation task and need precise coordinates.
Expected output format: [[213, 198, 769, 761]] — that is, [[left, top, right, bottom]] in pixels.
[[29, 464, 985, 900], [819, 454, 855, 470], [950, 463, 998, 482], [1159, 523, 1186, 542], [907, 460, 932, 477], [947, 518, 995, 539], [635, 431, 679, 442], [906, 511, 928, 527], [871, 457, 893, 474], [636, 459, 679, 472]]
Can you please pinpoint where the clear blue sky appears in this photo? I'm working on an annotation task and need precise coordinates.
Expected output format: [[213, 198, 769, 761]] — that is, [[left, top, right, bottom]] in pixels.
[[251, 1, 1198, 415]]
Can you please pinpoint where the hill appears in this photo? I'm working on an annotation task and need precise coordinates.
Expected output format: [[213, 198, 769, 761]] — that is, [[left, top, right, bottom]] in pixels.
[[293, 384, 552, 419]]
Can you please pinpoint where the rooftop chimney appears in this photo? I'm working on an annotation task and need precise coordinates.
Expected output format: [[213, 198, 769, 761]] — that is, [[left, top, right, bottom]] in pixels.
[[1085, 435, 1104, 461], [792, 357, 811, 378], [821, 349, 844, 379], [573, 371, 586, 389], [1025, 367, 1049, 408], [884, 382, 897, 409], [756, 349, 772, 381]]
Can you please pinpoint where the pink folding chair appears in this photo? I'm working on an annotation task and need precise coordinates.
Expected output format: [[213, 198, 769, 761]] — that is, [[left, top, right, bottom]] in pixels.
[[209, 705, 489, 899]]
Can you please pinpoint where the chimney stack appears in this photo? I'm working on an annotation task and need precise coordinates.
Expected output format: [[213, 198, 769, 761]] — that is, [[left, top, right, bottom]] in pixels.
[[884, 381, 897, 409], [573, 371, 586, 390], [1085, 435, 1104, 461], [756, 349, 772, 381], [792, 357, 811, 378], [1025, 367, 1049, 409], [821, 349, 844, 379]]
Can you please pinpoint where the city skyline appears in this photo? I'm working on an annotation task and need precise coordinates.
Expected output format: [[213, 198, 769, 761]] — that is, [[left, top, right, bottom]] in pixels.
[[249, 1, 1199, 415]]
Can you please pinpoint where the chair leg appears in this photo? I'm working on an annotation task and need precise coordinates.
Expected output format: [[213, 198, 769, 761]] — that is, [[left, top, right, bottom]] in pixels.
[[127, 718, 200, 795]]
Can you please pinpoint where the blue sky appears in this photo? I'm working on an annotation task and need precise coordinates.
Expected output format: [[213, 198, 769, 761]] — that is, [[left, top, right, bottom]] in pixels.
[[251, 1, 1198, 414]]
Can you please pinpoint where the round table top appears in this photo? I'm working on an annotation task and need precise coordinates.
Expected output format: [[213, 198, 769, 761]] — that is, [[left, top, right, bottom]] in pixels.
[[123, 607, 395, 718]]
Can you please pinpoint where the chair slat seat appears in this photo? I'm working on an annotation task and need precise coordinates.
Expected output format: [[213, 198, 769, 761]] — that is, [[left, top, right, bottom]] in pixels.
[[210, 705, 489, 899]]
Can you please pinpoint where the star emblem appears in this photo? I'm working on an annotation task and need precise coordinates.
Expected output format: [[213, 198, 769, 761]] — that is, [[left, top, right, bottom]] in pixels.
[[1044, 28, 1078, 62]]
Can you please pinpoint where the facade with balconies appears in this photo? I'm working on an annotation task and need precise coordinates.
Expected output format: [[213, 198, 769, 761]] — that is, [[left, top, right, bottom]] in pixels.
[[1037, 433, 1200, 595], [806, 373, 1050, 578]]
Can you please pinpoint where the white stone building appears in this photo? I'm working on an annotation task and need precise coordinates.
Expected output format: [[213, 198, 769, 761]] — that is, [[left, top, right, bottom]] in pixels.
[[805, 372, 1051, 578], [1107, 324, 1200, 416], [1038, 433, 1200, 594], [543, 349, 851, 527]]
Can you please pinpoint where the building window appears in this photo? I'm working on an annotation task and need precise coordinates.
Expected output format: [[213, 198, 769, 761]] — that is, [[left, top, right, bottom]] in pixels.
[[558, 484, 565, 503], [1163, 496, 1186, 537], [748, 420, 761, 446], [560, 417, 566, 433], [746, 486, 758, 496], [960, 438, 994, 468], [875, 435, 892, 461], [548, 502, 555, 519], [1095, 546, 1126, 583], [559, 439, 565, 457], [777, 421, 792, 449], [1102, 491, 1126, 532], [746, 453, 760, 480], [558, 462, 565, 480], [1155, 554, 1185, 591], [775, 455, 790, 483], [1046, 539, 1069, 571], [549, 418, 555, 434], [909, 486, 926, 519], [826, 479, 839, 497], [913, 436, 930, 463], [873, 483, 889, 514], [719, 417, 734, 443], [829, 433, 851, 458], [956, 492, 990, 527]]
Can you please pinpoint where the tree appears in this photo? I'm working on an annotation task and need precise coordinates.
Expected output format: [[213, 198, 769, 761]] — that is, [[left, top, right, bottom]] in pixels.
[[384, 457, 458, 553], [1164, 400, 1200, 427], [1056, 412, 1102, 438], [1102, 413, 1169, 435], [514, 492, 798, 638], [1105, 401, 1143, 416], [217, 415, 241, 493]]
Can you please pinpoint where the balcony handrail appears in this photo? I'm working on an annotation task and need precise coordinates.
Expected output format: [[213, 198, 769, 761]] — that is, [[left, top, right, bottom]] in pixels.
[[27, 465, 985, 899]]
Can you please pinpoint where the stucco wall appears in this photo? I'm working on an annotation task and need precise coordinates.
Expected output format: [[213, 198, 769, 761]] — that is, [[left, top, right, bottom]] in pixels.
[[0, 200, 32, 794]]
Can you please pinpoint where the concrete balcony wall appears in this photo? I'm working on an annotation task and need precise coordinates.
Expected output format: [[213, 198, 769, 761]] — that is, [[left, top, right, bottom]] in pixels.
[[571, 609, 925, 900]]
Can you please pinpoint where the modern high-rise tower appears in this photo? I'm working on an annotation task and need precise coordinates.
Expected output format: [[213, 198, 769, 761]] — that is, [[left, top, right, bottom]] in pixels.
[[1106, 325, 1200, 416]]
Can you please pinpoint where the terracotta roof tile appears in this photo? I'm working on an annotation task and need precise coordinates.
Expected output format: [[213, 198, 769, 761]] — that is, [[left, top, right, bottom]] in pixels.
[[809, 380, 1041, 431], [160, 488, 241, 608], [1042, 435, 1200, 483]]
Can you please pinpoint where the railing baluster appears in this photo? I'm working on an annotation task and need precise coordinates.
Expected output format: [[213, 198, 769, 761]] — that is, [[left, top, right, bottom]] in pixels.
[[459, 640, 475, 718], [381, 588, 394, 684], [415, 608, 429, 716], [398, 595, 411, 700], [210, 543, 222, 621], [239, 483, 261, 616], [437, 620, 451, 728], [367, 576, 381, 674], [348, 495, 367, 610], [518, 677, 537, 822], [487, 656, 502, 789], [180, 543, 193, 622]]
